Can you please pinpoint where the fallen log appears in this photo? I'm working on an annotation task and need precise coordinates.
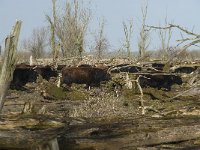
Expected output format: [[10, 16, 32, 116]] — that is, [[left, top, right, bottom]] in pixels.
[[0, 115, 65, 149], [63, 117, 200, 149]]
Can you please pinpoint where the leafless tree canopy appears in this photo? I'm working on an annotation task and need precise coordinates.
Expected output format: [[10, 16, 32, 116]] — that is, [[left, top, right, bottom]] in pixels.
[[56, 0, 90, 58], [93, 19, 109, 60], [22, 27, 48, 59], [158, 17, 172, 60]]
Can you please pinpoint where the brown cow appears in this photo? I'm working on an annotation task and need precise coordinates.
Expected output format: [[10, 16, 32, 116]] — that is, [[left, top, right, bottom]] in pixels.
[[60, 67, 111, 88]]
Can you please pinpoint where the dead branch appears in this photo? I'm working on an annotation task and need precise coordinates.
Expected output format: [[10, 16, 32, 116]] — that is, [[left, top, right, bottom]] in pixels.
[[132, 75, 145, 114], [147, 23, 200, 51], [146, 25, 172, 30], [169, 24, 200, 37], [182, 39, 200, 49], [164, 83, 199, 101], [147, 24, 200, 37]]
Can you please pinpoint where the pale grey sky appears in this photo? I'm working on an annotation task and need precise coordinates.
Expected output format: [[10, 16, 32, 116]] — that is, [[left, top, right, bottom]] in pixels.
[[1, 0, 200, 51]]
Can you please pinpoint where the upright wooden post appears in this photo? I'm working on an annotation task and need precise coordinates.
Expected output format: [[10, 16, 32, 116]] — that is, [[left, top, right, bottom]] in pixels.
[[0, 20, 22, 112]]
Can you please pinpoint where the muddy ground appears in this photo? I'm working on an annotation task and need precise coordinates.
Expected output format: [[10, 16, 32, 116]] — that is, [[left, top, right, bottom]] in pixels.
[[1, 62, 200, 150]]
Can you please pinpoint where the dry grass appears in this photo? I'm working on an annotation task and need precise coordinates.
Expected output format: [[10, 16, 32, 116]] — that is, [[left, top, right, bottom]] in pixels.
[[69, 91, 138, 118]]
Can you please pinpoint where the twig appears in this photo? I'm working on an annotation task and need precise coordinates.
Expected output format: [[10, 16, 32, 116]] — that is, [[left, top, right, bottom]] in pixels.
[[147, 24, 200, 37], [164, 83, 199, 101], [169, 24, 200, 37], [183, 39, 200, 49], [132, 75, 145, 115], [146, 25, 172, 30]]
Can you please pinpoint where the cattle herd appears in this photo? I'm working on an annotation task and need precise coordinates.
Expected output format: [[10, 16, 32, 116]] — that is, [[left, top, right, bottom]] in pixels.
[[11, 63, 111, 89], [10, 62, 200, 91]]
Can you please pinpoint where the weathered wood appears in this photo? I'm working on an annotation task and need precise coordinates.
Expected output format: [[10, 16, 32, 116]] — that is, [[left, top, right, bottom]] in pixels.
[[0, 115, 65, 149], [64, 117, 200, 149], [0, 20, 22, 111]]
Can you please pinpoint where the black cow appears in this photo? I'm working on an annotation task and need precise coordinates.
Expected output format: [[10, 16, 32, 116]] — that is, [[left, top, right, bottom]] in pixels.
[[173, 66, 198, 74], [11, 67, 38, 89], [139, 74, 182, 90], [151, 63, 165, 71], [60, 67, 111, 88], [111, 65, 141, 73], [11, 64, 59, 90], [34, 65, 58, 81]]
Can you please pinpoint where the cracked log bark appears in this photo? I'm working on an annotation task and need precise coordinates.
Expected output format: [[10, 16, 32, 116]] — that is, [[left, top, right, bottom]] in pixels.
[[0, 20, 22, 112], [65, 117, 200, 149]]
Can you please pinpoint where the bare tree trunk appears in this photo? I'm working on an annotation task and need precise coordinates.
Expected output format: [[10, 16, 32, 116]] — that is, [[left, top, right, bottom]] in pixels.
[[52, 0, 57, 63], [138, 1, 150, 58], [123, 19, 133, 59], [0, 20, 22, 112], [46, 0, 57, 64]]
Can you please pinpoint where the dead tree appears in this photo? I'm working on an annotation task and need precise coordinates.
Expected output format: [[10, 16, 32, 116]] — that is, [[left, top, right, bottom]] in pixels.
[[158, 17, 172, 60], [94, 18, 109, 60], [146, 24, 200, 71], [147, 24, 200, 50], [56, 0, 90, 58], [0, 20, 22, 112], [138, 1, 150, 58], [46, 0, 57, 63], [22, 27, 48, 59], [122, 19, 134, 58]]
